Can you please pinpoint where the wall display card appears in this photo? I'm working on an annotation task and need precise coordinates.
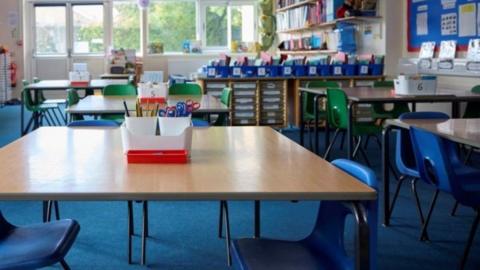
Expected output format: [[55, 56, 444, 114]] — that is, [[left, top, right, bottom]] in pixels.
[[441, 13, 457, 35], [439, 40, 457, 59], [441, 0, 457, 9], [459, 3, 477, 37], [417, 12, 429, 36], [419, 42, 436, 58], [467, 39, 480, 61]]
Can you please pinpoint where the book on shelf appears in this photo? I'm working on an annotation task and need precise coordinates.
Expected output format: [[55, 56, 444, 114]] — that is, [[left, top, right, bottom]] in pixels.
[[276, 1, 326, 32]]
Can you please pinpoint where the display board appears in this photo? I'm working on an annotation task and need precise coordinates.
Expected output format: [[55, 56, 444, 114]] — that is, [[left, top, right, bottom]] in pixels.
[[408, 0, 480, 51]]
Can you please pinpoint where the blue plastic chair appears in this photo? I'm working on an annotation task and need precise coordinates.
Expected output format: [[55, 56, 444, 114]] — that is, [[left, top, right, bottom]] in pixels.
[[0, 211, 79, 270], [67, 120, 120, 127], [232, 159, 378, 270], [389, 112, 449, 236], [409, 127, 480, 270]]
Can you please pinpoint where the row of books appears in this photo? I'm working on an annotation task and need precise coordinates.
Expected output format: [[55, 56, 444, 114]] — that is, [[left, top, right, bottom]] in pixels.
[[276, 4, 323, 31], [276, 0, 312, 9]]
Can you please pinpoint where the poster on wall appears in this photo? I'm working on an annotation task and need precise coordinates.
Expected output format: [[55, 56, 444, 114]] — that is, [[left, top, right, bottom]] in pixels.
[[408, 0, 480, 51]]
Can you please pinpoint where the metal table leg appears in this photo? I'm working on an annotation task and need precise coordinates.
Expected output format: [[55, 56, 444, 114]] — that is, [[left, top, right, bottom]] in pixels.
[[20, 91, 25, 136], [347, 103, 355, 160], [382, 125, 392, 226], [254, 201, 260, 238], [345, 201, 370, 270], [299, 90, 305, 146], [314, 95, 320, 154]]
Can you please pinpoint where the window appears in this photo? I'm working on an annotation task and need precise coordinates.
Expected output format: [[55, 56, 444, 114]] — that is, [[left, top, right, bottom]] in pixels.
[[205, 5, 228, 47], [202, 2, 256, 50], [35, 6, 67, 55], [73, 5, 104, 54], [113, 1, 141, 52], [148, 0, 197, 53]]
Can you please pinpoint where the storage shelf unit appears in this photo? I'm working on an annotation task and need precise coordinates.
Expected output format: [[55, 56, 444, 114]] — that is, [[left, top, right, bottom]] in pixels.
[[278, 50, 337, 55], [198, 75, 384, 127]]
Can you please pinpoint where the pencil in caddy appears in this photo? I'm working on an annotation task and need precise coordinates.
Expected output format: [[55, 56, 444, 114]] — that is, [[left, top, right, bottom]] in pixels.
[[121, 100, 200, 164]]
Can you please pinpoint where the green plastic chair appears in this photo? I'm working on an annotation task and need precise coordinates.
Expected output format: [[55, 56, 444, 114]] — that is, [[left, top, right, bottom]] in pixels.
[[101, 84, 137, 122], [66, 89, 84, 122], [463, 85, 480, 118], [30, 77, 67, 124], [169, 83, 202, 95], [371, 80, 410, 120], [303, 81, 340, 149], [23, 89, 61, 130], [214, 88, 232, 126], [103, 84, 137, 96], [324, 88, 382, 165]]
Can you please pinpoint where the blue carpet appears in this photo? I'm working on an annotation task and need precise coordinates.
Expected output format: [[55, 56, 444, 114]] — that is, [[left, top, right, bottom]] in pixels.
[[0, 105, 478, 269]]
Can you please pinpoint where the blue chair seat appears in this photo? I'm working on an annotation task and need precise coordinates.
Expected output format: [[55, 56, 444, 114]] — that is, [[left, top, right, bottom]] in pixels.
[[233, 238, 336, 270], [192, 119, 210, 127], [0, 218, 80, 270]]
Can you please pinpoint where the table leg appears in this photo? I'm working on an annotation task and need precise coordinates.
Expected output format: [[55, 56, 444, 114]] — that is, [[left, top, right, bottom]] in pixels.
[[452, 101, 460, 118], [347, 103, 354, 160], [345, 201, 370, 270], [314, 95, 320, 154], [299, 90, 304, 147], [324, 111, 330, 157], [411, 102, 416, 112], [254, 200, 260, 238], [382, 125, 392, 226]]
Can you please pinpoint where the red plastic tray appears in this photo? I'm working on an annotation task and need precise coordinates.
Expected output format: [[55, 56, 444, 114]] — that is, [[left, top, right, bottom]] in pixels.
[[139, 97, 166, 104], [70, 81, 89, 87], [126, 150, 189, 164]]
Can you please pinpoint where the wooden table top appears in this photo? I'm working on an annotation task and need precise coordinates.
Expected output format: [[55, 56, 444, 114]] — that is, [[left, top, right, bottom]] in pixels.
[[25, 79, 129, 90], [386, 118, 480, 148], [299, 87, 480, 103], [0, 127, 376, 201], [66, 95, 229, 115]]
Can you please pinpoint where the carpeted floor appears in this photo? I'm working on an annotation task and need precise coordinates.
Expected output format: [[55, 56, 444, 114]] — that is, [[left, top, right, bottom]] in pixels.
[[0, 104, 478, 269]]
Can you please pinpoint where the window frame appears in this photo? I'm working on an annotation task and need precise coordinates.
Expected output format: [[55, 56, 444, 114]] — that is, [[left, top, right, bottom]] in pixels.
[[199, 0, 258, 52]]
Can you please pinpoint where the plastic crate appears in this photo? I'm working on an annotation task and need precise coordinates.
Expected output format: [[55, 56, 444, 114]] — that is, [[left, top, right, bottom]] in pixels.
[[344, 64, 358, 76], [294, 65, 307, 76], [371, 64, 384, 75], [331, 64, 344, 76], [280, 66, 294, 77], [318, 65, 331, 76], [358, 64, 370, 75]]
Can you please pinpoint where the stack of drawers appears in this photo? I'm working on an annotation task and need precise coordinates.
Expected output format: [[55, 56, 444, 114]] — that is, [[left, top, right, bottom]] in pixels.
[[259, 81, 285, 126], [232, 82, 258, 125]]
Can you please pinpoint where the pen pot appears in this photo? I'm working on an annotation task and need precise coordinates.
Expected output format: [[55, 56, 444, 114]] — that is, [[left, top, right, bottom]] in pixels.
[[125, 116, 158, 136], [158, 116, 192, 136]]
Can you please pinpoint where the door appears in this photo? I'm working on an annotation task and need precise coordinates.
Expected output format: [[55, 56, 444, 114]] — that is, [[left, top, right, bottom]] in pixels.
[[31, 2, 106, 80]]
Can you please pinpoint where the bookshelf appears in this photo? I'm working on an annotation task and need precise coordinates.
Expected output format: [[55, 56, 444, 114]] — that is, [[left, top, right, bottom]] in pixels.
[[276, 0, 318, 13], [277, 16, 382, 34]]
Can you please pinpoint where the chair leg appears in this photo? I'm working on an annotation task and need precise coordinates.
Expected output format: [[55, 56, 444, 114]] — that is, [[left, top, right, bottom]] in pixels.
[[339, 130, 346, 150], [352, 136, 361, 159], [42, 201, 48, 222], [464, 148, 473, 164], [451, 201, 460, 216], [218, 201, 224, 238], [323, 128, 340, 160], [46, 200, 52, 222], [141, 201, 148, 265], [222, 200, 232, 266], [459, 209, 480, 270], [50, 108, 62, 126], [389, 175, 406, 215], [363, 135, 371, 149], [308, 120, 314, 151], [419, 189, 439, 242], [45, 110, 56, 126], [127, 201, 133, 264], [59, 259, 71, 270], [411, 179, 429, 241], [54, 201, 60, 220]]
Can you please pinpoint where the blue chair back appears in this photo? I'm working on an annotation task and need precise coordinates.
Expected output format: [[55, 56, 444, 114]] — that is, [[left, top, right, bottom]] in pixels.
[[409, 127, 459, 195], [395, 112, 450, 177], [67, 120, 120, 127], [305, 159, 378, 270]]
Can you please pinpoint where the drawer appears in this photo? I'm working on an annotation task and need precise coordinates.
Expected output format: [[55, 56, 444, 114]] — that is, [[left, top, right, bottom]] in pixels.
[[233, 111, 256, 118], [207, 90, 223, 97], [233, 119, 257, 125], [261, 111, 284, 118], [262, 103, 283, 110], [261, 97, 282, 103], [234, 90, 256, 97], [260, 82, 284, 89], [260, 119, 284, 125], [261, 90, 282, 96], [206, 83, 228, 89], [234, 104, 255, 110], [233, 83, 257, 89], [234, 97, 256, 104]]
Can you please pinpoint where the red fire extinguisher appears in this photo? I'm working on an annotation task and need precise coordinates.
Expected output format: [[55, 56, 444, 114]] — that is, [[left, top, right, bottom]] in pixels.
[[9, 62, 17, 88]]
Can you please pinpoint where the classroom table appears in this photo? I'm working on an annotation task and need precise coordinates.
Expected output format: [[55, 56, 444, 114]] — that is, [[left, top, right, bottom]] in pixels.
[[382, 118, 480, 226], [100, 73, 133, 80], [21, 79, 129, 135], [299, 86, 480, 158], [66, 95, 229, 119], [0, 126, 376, 269]]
